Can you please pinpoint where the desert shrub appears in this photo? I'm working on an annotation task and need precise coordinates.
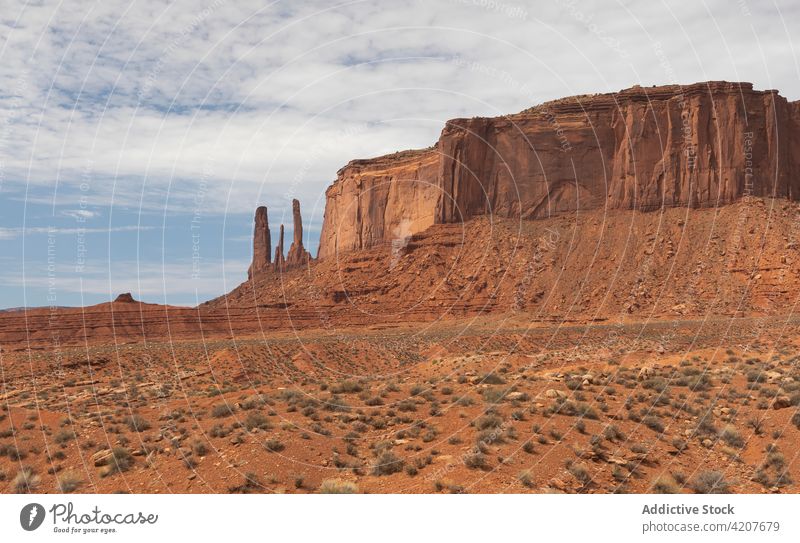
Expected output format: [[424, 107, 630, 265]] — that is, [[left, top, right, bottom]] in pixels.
[[456, 396, 475, 406], [690, 471, 731, 494], [319, 479, 358, 493], [642, 416, 665, 433], [101, 448, 134, 477], [264, 438, 285, 452], [481, 372, 505, 385], [791, 411, 800, 430], [643, 377, 669, 392], [239, 394, 268, 410], [522, 441, 535, 454], [565, 378, 583, 390], [464, 452, 489, 470], [209, 424, 230, 438], [6, 445, 26, 461], [244, 412, 270, 431], [671, 438, 688, 453], [518, 470, 534, 488], [575, 402, 599, 420], [211, 404, 235, 418], [57, 470, 84, 493], [482, 388, 508, 403], [434, 478, 464, 493], [695, 413, 718, 437], [475, 414, 503, 430], [747, 417, 765, 435], [720, 426, 745, 448], [54, 428, 77, 445], [228, 472, 263, 494], [324, 394, 351, 413], [125, 415, 151, 432], [603, 424, 625, 442], [13, 467, 40, 493], [332, 380, 363, 394], [651, 475, 680, 494], [567, 462, 592, 487], [397, 399, 417, 412], [191, 439, 208, 456], [371, 451, 404, 475]]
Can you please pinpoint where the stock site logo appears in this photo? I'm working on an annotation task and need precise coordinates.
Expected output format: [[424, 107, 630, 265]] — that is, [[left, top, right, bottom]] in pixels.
[[20, 503, 45, 531]]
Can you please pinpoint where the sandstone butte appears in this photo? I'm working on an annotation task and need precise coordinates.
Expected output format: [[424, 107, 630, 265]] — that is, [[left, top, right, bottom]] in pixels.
[[2, 81, 800, 348], [317, 81, 799, 259]]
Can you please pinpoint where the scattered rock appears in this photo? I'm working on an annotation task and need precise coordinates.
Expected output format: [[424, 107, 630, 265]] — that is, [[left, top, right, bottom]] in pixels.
[[773, 396, 792, 409], [92, 449, 113, 467]]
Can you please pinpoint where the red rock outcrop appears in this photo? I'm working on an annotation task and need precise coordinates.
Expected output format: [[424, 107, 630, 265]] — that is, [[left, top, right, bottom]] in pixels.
[[317, 150, 441, 259], [285, 199, 311, 267], [247, 206, 271, 279], [318, 82, 800, 259]]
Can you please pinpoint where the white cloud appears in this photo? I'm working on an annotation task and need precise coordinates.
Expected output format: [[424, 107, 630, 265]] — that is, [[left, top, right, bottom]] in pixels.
[[1, 0, 797, 217], [60, 209, 100, 220]]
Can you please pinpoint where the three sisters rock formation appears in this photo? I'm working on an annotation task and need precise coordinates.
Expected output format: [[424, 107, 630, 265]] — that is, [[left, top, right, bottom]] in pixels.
[[247, 199, 311, 279]]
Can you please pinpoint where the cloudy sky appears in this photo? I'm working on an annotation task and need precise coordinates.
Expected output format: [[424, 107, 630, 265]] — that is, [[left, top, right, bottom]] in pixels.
[[1, 0, 798, 307]]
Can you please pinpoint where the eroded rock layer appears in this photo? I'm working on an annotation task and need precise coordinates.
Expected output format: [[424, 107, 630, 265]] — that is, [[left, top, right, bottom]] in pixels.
[[318, 82, 800, 259]]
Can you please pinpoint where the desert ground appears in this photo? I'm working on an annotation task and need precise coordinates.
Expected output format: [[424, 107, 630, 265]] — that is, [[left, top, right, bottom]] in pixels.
[[2, 311, 799, 494]]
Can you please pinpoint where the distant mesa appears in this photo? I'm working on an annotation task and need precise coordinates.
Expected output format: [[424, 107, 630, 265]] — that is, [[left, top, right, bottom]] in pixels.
[[114, 293, 136, 303]]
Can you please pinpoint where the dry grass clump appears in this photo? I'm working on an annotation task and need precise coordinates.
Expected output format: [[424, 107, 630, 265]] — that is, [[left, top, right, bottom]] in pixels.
[[319, 479, 359, 493], [371, 451, 404, 475], [690, 471, 732, 494], [13, 467, 40, 493], [58, 470, 84, 493]]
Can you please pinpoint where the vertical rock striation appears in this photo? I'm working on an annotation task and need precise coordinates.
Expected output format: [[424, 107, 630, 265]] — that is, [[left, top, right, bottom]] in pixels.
[[317, 82, 800, 259]]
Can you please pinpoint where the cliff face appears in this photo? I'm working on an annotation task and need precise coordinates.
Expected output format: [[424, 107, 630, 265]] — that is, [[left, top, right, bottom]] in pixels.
[[317, 149, 441, 259], [318, 82, 800, 259]]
